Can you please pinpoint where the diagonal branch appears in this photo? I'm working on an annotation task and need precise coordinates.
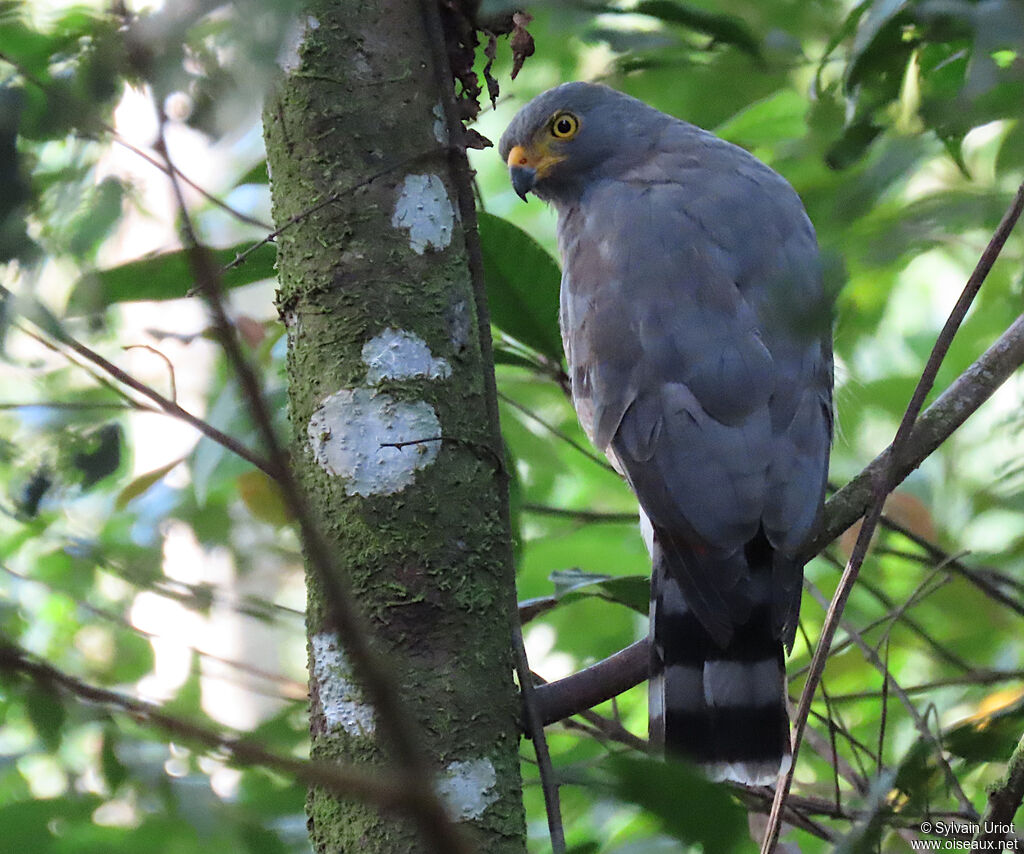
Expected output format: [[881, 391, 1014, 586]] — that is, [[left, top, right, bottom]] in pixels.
[[534, 306, 1024, 724], [23, 319, 276, 478], [0, 642, 430, 815], [531, 182, 1024, 766], [973, 732, 1024, 849], [760, 179, 1024, 854]]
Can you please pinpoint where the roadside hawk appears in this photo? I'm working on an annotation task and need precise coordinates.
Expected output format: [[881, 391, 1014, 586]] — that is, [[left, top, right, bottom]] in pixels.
[[500, 82, 833, 785]]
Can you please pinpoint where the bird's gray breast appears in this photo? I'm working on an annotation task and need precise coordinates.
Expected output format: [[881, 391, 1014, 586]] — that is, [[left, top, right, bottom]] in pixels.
[[555, 153, 830, 554]]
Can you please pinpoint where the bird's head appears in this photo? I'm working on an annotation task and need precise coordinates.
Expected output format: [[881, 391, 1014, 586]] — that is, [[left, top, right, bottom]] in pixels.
[[498, 82, 665, 204]]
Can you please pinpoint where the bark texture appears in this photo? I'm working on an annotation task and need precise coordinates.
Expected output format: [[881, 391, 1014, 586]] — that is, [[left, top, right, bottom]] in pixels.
[[263, 2, 526, 851]]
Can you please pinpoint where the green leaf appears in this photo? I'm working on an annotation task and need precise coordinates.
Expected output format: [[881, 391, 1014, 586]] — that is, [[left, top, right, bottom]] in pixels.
[[477, 211, 563, 361], [633, 0, 763, 60], [945, 695, 1024, 763], [0, 796, 99, 852], [116, 458, 184, 509], [100, 727, 128, 791], [237, 470, 292, 526], [67, 177, 124, 259], [606, 755, 750, 854], [565, 844, 601, 854], [715, 89, 808, 149], [25, 684, 66, 753], [847, 0, 912, 90], [549, 568, 649, 614], [825, 119, 883, 170], [237, 160, 270, 185], [66, 241, 277, 314], [239, 823, 289, 854], [104, 631, 155, 685]]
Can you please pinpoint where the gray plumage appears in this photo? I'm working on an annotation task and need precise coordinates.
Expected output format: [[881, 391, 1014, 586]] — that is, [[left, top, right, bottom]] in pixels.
[[500, 82, 833, 785]]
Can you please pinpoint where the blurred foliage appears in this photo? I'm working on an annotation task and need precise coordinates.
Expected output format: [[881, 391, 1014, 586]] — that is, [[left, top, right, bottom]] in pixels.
[[0, 0, 1023, 852]]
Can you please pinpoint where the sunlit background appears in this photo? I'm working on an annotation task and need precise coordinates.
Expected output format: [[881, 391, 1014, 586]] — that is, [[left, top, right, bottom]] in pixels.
[[2, 0, 1024, 851]]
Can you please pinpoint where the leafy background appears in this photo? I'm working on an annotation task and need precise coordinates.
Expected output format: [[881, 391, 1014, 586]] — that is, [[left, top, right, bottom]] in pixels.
[[2, 0, 1024, 851]]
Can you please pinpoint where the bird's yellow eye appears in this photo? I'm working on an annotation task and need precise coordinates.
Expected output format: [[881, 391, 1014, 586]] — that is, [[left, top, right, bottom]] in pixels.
[[551, 113, 580, 139]]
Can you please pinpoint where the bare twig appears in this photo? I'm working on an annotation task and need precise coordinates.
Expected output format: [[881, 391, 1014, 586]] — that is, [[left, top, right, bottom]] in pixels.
[[828, 669, 1024, 702], [536, 640, 648, 726], [973, 732, 1024, 848], [804, 582, 976, 817], [109, 134, 273, 230], [0, 401, 136, 411], [761, 180, 1024, 854], [879, 515, 1024, 617], [221, 151, 436, 276], [0, 564, 305, 701], [379, 435, 504, 473], [499, 390, 618, 474], [817, 550, 968, 671], [25, 321, 275, 478], [123, 344, 178, 402], [0, 50, 272, 232], [0, 642, 433, 815], [522, 503, 638, 523]]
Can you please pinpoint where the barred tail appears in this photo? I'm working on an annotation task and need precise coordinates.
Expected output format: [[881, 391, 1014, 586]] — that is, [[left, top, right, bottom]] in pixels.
[[649, 557, 791, 786]]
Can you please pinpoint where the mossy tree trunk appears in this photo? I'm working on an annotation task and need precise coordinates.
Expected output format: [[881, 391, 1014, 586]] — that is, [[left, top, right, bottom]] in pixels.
[[262, 2, 526, 851]]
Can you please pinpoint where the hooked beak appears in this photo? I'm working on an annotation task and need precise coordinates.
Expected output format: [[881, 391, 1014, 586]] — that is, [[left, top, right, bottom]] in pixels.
[[506, 144, 537, 201], [510, 165, 536, 201]]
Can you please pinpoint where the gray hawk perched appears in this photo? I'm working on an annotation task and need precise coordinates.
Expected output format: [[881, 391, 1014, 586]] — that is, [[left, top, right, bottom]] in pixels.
[[499, 82, 833, 785]]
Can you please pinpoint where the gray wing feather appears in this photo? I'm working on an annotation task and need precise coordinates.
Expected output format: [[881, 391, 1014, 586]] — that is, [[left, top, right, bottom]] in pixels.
[[560, 125, 833, 642]]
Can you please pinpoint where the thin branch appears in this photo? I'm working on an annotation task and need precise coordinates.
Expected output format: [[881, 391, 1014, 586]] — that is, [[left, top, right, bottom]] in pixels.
[[0, 642, 431, 815], [762, 182, 1024, 853], [221, 151, 436, 276], [26, 320, 275, 478], [109, 134, 273, 230], [827, 670, 1024, 702], [0, 50, 272, 232], [807, 320, 1024, 557], [537, 640, 647, 726], [972, 732, 1024, 848], [499, 390, 617, 474], [155, 114, 471, 854], [0, 401, 137, 411], [379, 435, 504, 473], [531, 183, 1024, 805], [1, 563, 305, 701], [522, 503, 638, 523], [123, 344, 178, 402], [16, 322, 160, 413], [879, 515, 1024, 617], [817, 549, 968, 671], [804, 582, 976, 817]]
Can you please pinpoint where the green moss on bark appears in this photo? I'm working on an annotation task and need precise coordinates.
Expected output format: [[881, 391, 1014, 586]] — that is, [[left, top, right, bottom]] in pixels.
[[264, 2, 526, 852]]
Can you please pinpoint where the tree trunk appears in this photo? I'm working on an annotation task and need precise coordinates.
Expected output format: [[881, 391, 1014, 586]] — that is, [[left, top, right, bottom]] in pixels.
[[262, 2, 526, 851]]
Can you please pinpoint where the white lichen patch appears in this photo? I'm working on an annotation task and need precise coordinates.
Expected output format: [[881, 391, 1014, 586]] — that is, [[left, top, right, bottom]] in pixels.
[[307, 387, 441, 496], [437, 758, 499, 821], [310, 632, 375, 736], [362, 328, 451, 384], [391, 174, 454, 254], [432, 102, 448, 145], [277, 16, 313, 72]]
